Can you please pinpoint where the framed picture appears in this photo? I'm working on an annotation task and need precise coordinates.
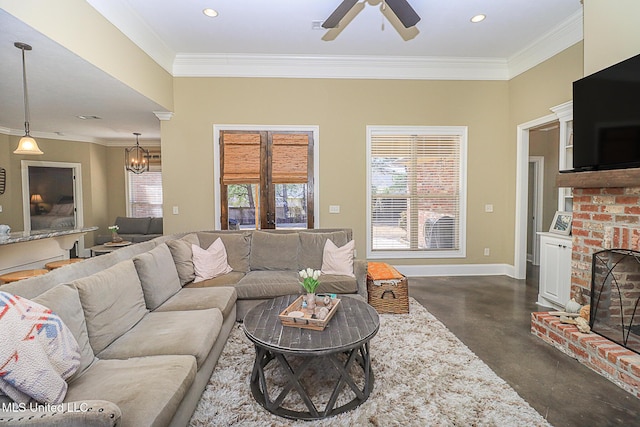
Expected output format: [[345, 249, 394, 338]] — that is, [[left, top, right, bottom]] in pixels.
[[549, 211, 572, 235]]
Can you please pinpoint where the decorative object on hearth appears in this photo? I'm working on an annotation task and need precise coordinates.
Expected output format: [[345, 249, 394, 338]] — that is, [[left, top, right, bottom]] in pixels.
[[580, 304, 590, 321], [125, 132, 149, 174], [549, 211, 572, 235], [565, 298, 582, 314], [13, 42, 43, 155], [299, 267, 321, 310], [108, 225, 123, 243]]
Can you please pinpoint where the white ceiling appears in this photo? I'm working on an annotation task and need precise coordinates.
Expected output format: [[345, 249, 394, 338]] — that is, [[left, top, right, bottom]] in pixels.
[[0, 1, 583, 144]]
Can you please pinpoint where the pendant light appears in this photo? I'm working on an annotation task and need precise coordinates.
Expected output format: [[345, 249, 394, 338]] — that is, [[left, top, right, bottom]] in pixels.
[[125, 132, 149, 174], [13, 42, 43, 155]]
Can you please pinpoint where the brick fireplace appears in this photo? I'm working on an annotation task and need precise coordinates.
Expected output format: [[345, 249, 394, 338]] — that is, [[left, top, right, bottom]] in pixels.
[[531, 169, 640, 398]]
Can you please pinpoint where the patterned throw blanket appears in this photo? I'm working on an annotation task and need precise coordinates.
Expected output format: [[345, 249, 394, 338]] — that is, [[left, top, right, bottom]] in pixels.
[[0, 291, 80, 404]]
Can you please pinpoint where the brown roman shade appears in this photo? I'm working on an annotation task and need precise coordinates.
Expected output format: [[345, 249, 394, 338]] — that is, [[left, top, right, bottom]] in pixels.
[[221, 132, 262, 184], [271, 133, 309, 184]]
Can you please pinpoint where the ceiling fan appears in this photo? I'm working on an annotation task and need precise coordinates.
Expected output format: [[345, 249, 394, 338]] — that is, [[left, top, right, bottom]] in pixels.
[[322, 0, 421, 30]]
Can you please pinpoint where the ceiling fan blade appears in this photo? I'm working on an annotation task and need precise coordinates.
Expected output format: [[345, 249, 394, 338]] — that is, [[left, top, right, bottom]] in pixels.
[[385, 0, 421, 28], [322, 0, 359, 29]]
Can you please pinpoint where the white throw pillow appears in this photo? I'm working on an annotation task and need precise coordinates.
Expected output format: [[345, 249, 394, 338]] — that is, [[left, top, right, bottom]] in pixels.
[[192, 238, 233, 283], [321, 239, 355, 277]]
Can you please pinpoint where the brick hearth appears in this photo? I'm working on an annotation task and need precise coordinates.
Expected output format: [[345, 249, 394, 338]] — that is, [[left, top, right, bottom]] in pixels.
[[531, 312, 640, 398], [532, 172, 640, 397]]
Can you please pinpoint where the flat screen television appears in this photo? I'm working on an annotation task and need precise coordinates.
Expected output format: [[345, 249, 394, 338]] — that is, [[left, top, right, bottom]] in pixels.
[[573, 52, 640, 171]]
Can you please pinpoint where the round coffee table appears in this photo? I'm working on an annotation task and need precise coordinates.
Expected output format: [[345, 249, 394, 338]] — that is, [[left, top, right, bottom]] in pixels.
[[243, 294, 379, 420]]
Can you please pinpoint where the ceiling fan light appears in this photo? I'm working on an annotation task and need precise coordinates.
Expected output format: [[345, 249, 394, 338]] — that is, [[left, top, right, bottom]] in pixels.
[[14, 135, 44, 155], [203, 8, 218, 18], [470, 14, 486, 23]]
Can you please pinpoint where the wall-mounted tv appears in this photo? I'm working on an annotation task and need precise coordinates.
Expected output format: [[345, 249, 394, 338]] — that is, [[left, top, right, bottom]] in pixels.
[[573, 52, 640, 172]]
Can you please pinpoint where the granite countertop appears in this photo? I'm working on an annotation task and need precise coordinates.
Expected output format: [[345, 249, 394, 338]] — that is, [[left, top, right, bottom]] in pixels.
[[0, 226, 98, 246]]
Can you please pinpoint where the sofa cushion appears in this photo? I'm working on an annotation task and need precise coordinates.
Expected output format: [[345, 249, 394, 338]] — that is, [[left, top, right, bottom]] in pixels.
[[321, 239, 355, 277], [249, 231, 299, 271], [155, 287, 237, 318], [33, 284, 96, 381], [235, 271, 357, 300], [73, 260, 148, 354], [235, 270, 302, 299], [197, 232, 251, 273], [96, 309, 223, 369], [148, 217, 163, 234], [166, 233, 199, 285], [133, 243, 182, 310], [65, 355, 196, 427], [115, 216, 151, 234], [192, 239, 232, 282], [184, 271, 245, 288], [298, 231, 348, 270], [317, 274, 358, 294]]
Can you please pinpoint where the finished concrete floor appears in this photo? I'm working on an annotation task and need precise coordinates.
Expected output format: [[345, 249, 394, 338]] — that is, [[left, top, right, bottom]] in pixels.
[[409, 271, 640, 427]]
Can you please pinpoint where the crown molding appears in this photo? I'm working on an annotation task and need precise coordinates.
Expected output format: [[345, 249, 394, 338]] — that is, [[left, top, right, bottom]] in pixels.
[[173, 54, 510, 80], [87, 1, 583, 81], [86, 0, 175, 73], [507, 9, 583, 79]]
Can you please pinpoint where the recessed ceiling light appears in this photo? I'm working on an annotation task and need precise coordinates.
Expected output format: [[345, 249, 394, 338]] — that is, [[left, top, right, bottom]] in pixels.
[[76, 115, 102, 120], [471, 14, 486, 23], [203, 8, 218, 18]]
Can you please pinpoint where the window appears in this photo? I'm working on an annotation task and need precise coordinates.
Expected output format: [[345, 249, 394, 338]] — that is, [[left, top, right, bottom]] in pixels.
[[127, 170, 163, 217], [219, 130, 314, 230], [367, 126, 467, 258]]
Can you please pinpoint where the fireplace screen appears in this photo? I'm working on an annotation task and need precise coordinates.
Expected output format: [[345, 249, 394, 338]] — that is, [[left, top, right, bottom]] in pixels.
[[591, 249, 640, 354]]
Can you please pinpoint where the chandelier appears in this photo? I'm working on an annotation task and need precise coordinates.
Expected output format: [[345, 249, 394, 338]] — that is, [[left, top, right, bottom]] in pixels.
[[125, 132, 149, 174]]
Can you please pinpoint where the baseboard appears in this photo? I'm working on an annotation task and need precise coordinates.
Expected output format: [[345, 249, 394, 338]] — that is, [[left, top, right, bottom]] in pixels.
[[393, 263, 515, 278]]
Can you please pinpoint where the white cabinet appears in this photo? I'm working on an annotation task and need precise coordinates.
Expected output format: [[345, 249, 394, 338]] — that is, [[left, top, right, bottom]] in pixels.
[[537, 232, 572, 309], [551, 101, 573, 212]]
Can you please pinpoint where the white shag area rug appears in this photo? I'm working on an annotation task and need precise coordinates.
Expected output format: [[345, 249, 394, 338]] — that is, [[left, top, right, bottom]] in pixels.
[[190, 298, 551, 426]]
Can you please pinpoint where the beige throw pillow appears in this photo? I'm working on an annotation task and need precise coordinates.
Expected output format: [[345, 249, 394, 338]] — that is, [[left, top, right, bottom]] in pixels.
[[192, 238, 232, 282], [321, 239, 355, 277]]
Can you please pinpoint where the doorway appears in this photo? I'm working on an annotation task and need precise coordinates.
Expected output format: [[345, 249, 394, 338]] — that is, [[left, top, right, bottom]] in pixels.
[[527, 156, 544, 265], [21, 161, 84, 244], [514, 116, 561, 279]]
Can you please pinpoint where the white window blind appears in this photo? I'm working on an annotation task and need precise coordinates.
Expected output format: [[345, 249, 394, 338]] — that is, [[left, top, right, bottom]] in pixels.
[[367, 126, 466, 259], [127, 170, 163, 217]]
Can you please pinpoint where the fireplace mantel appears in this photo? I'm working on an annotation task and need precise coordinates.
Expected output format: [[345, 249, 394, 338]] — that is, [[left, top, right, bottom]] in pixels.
[[556, 168, 640, 188]]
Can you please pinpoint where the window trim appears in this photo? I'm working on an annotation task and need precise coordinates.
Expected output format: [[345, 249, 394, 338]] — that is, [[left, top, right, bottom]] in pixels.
[[214, 125, 320, 229], [366, 125, 468, 259]]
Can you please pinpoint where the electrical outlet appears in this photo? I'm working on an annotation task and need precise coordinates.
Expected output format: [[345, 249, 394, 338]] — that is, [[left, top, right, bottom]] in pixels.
[[329, 205, 340, 214], [0, 205, 2, 213], [484, 204, 494, 213], [172, 206, 179, 215], [484, 247, 490, 256]]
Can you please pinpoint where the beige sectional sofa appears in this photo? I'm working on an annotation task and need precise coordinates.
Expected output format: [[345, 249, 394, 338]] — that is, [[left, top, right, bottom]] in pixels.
[[0, 228, 365, 426]]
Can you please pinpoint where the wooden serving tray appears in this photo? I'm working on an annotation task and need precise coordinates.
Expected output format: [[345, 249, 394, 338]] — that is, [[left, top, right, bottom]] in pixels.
[[279, 295, 341, 331]]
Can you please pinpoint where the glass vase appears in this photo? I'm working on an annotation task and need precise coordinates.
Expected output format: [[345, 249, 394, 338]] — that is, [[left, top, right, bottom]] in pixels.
[[111, 232, 123, 243]]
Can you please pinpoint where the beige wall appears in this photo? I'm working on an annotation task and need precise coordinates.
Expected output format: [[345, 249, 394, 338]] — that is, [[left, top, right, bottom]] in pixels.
[[162, 77, 513, 265], [0, 135, 108, 246], [0, 0, 174, 110], [106, 146, 128, 223], [584, 0, 640, 75]]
